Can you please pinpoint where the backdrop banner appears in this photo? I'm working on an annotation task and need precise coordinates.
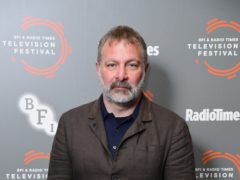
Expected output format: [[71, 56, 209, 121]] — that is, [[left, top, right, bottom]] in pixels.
[[0, 0, 239, 179]]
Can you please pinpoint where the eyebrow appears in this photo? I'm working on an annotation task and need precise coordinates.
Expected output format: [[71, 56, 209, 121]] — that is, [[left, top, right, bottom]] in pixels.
[[104, 58, 142, 63]]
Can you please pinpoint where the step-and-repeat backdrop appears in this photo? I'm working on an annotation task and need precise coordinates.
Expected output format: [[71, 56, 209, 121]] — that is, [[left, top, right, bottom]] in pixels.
[[1, 0, 239, 179]]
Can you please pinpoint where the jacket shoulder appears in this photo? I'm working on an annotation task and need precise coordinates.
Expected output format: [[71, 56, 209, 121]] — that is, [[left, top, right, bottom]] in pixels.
[[150, 101, 187, 128], [60, 99, 98, 122]]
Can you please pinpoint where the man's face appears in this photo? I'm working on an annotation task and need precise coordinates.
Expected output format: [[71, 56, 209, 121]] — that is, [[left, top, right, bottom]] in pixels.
[[96, 40, 147, 105]]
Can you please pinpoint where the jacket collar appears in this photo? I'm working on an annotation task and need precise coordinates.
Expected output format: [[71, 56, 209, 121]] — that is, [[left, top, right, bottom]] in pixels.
[[88, 93, 152, 123]]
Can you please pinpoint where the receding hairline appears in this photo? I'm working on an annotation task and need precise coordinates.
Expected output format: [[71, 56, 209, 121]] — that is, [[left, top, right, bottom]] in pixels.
[[102, 38, 142, 49]]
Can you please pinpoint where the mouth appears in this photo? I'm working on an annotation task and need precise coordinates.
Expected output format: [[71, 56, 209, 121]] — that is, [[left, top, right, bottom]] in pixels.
[[112, 86, 130, 91], [110, 81, 131, 91]]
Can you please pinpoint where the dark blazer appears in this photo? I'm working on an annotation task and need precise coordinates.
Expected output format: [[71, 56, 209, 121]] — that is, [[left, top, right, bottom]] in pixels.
[[48, 96, 196, 180]]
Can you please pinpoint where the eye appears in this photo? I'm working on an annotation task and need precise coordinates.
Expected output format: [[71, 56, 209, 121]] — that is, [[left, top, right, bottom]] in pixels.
[[106, 63, 117, 70], [127, 62, 139, 70]]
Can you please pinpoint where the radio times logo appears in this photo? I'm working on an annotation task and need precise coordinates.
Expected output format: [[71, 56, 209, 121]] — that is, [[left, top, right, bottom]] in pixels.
[[188, 18, 239, 79], [5, 150, 49, 180], [186, 108, 240, 122], [147, 45, 159, 56], [2, 16, 72, 78], [19, 93, 58, 136], [196, 149, 240, 179]]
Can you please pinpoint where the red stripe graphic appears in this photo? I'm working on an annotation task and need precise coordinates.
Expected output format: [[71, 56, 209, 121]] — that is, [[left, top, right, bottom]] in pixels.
[[204, 61, 240, 79], [143, 90, 154, 102], [19, 16, 72, 78], [24, 150, 50, 165], [206, 18, 240, 33], [202, 150, 240, 172], [196, 18, 240, 79]]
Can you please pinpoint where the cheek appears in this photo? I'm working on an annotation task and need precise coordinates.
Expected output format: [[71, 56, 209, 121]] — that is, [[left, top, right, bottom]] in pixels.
[[131, 71, 144, 84], [99, 70, 114, 85]]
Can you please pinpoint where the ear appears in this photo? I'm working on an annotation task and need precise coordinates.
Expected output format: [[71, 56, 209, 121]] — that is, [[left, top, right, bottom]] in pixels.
[[144, 63, 149, 73], [96, 62, 100, 75]]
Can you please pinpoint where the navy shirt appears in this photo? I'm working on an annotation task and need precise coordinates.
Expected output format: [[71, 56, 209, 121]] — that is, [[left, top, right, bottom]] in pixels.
[[100, 96, 141, 158]]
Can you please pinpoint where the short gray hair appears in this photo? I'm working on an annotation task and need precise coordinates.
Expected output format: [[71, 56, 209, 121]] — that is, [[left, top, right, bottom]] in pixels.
[[97, 26, 148, 65]]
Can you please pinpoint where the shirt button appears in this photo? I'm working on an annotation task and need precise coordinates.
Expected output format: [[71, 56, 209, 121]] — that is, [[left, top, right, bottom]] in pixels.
[[111, 175, 120, 180], [113, 146, 117, 150]]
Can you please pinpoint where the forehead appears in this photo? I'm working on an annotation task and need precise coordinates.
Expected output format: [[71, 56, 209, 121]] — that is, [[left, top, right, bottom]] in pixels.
[[103, 38, 140, 48], [101, 39, 142, 57]]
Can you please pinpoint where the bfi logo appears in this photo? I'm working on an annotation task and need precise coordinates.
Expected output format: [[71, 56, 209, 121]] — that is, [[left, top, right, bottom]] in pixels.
[[19, 94, 58, 136]]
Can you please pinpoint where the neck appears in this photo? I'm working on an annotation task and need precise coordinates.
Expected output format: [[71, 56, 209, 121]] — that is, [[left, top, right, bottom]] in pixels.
[[103, 95, 141, 117]]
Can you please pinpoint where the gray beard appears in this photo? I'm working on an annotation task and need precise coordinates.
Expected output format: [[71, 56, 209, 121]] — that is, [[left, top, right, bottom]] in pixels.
[[99, 73, 145, 106]]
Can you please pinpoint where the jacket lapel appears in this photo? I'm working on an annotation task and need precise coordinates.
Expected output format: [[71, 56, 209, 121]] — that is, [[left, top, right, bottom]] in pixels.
[[88, 99, 110, 155], [120, 96, 152, 146]]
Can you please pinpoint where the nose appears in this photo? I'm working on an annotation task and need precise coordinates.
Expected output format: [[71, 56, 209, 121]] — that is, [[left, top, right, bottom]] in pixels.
[[116, 65, 128, 81]]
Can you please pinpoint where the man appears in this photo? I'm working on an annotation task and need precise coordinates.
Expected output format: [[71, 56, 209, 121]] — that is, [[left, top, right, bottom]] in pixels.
[[48, 26, 196, 180]]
